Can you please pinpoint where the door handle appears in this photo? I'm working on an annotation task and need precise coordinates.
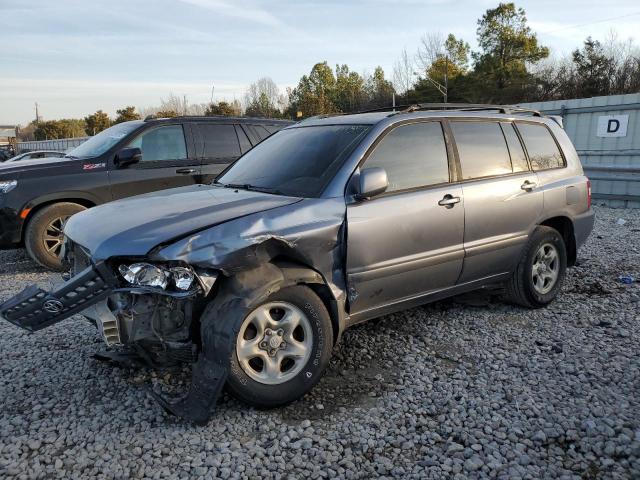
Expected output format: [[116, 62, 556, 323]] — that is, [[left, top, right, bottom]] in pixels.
[[176, 168, 196, 174], [521, 180, 537, 191], [438, 194, 460, 208]]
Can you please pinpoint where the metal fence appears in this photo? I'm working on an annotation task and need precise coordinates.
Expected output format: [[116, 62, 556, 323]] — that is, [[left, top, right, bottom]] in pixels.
[[17, 137, 90, 153], [520, 93, 640, 208]]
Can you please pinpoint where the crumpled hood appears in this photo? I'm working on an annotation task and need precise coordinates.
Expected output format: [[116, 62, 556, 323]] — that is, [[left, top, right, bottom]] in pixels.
[[64, 184, 301, 260]]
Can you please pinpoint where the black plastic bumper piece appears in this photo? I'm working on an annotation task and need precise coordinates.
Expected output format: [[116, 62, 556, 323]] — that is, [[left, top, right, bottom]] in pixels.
[[0, 264, 114, 331]]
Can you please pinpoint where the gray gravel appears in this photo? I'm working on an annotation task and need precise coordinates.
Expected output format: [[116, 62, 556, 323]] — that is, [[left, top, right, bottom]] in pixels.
[[0, 205, 639, 479]]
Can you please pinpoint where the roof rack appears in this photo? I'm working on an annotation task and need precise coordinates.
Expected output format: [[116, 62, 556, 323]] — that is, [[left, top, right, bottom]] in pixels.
[[143, 115, 292, 122], [394, 103, 542, 117]]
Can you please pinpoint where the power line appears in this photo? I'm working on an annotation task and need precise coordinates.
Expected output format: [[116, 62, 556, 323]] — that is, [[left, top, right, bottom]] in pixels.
[[541, 12, 640, 34]]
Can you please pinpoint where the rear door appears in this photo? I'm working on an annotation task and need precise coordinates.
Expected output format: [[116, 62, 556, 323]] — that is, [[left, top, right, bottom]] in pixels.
[[109, 123, 201, 199], [450, 120, 543, 283], [194, 123, 243, 184], [346, 120, 465, 315]]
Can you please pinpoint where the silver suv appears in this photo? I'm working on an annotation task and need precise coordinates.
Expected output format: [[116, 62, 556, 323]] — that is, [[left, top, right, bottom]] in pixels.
[[0, 104, 594, 423]]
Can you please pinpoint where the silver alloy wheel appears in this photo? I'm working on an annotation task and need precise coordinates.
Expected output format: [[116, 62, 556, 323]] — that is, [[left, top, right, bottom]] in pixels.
[[43, 216, 69, 257], [531, 242, 560, 295], [236, 301, 313, 385]]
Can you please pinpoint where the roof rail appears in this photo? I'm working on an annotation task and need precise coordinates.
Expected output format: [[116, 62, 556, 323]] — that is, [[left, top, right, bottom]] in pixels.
[[394, 103, 542, 117], [143, 115, 292, 122]]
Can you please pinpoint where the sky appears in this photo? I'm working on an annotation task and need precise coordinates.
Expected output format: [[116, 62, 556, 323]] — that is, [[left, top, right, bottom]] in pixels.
[[1, 0, 640, 125]]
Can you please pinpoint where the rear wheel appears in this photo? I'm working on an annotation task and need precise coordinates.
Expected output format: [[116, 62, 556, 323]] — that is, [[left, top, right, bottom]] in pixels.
[[505, 226, 567, 308], [25, 202, 86, 270], [226, 285, 333, 408]]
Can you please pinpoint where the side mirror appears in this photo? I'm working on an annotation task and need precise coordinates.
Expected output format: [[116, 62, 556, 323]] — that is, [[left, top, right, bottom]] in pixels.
[[356, 167, 388, 200], [115, 147, 142, 168]]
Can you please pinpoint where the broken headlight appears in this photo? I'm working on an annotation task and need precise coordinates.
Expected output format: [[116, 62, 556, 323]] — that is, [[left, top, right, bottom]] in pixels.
[[118, 263, 195, 291]]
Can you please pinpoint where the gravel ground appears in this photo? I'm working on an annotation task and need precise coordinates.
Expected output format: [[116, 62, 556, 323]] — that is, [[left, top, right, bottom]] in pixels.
[[0, 205, 638, 479]]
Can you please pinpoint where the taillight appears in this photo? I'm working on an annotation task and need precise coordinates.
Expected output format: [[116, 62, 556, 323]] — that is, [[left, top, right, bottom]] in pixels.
[[587, 179, 592, 208]]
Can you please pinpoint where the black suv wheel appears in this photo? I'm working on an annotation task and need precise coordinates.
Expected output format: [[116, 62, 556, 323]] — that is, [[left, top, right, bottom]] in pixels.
[[25, 202, 86, 271], [505, 226, 567, 308]]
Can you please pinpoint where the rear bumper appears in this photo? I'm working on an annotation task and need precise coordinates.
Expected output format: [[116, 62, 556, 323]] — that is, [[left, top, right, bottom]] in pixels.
[[574, 208, 595, 250], [0, 263, 115, 331]]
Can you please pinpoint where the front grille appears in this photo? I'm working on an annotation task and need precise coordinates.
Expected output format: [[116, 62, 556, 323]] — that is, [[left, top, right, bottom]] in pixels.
[[1, 265, 113, 332]]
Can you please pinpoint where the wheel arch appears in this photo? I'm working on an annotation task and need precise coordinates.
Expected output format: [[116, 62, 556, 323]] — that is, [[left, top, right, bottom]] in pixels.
[[211, 257, 345, 346], [270, 257, 344, 346], [538, 216, 577, 267], [21, 197, 96, 242]]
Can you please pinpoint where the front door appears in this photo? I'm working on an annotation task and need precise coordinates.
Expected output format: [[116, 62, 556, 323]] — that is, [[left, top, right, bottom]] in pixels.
[[109, 123, 201, 200], [346, 120, 465, 316]]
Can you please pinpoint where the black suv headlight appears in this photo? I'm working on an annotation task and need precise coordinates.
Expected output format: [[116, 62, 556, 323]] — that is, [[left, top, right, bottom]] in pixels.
[[0, 180, 17, 193], [118, 262, 195, 291]]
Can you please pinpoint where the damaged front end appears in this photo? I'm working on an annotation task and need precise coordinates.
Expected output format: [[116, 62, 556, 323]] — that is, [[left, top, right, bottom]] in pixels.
[[0, 190, 348, 424], [0, 242, 223, 421]]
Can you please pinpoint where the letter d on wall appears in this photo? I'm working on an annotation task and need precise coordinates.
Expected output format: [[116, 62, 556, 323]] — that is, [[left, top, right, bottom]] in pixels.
[[597, 115, 628, 137]]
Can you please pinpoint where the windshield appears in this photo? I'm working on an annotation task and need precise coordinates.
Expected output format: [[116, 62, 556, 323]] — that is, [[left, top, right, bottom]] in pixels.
[[67, 121, 143, 158], [217, 125, 371, 197]]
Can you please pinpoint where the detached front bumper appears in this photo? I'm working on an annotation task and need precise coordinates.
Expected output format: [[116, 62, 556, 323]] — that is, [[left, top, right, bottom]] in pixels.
[[0, 263, 115, 331]]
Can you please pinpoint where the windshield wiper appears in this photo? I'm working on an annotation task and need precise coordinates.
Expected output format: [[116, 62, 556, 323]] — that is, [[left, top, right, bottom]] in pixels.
[[222, 183, 285, 195]]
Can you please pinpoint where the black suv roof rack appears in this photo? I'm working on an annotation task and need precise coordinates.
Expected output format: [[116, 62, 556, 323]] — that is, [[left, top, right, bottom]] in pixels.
[[143, 115, 292, 122]]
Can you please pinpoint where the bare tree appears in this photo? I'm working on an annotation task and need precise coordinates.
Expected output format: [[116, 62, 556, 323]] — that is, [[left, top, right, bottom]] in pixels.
[[244, 77, 286, 117], [393, 48, 415, 97], [415, 32, 446, 73]]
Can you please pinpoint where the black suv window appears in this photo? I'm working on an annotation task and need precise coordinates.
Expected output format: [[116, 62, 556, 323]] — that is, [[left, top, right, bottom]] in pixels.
[[244, 125, 272, 144], [364, 121, 449, 192], [235, 125, 253, 154], [128, 125, 187, 161], [516, 123, 564, 170], [197, 124, 241, 160], [451, 121, 512, 180], [501, 122, 529, 172]]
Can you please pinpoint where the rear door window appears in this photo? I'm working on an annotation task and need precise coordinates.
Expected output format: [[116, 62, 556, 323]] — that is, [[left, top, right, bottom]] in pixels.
[[197, 124, 241, 161], [500, 123, 529, 172], [516, 123, 564, 170], [364, 121, 449, 192], [450, 121, 512, 180]]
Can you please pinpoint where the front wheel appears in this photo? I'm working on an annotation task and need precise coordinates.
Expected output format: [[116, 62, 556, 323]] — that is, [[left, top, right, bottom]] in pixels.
[[505, 226, 567, 308], [226, 285, 333, 408], [24, 202, 86, 271]]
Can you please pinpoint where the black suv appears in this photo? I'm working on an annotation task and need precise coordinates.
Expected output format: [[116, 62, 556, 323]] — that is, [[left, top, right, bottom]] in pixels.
[[0, 117, 292, 269]]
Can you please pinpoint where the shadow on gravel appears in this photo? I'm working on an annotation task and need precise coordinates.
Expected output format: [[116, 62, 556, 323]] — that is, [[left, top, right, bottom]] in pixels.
[[279, 361, 398, 424]]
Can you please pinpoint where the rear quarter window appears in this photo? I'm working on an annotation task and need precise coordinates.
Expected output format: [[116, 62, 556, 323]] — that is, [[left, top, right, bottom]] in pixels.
[[516, 123, 564, 171]]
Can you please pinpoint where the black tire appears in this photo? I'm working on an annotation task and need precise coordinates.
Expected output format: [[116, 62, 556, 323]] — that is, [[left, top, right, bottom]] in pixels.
[[226, 285, 333, 408], [25, 202, 86, 271], [505, 226, 567, 308]]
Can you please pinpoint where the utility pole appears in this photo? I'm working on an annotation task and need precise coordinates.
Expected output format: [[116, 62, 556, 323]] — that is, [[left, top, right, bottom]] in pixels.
[[444, 55, 448, 104], [34, 102, 40, 123], [210, 84, 215, 104]]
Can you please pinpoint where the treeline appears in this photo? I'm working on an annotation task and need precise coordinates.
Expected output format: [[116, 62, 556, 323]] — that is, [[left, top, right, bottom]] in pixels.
[[23, 106, 142, 141], [21, 2, 640, 140]]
